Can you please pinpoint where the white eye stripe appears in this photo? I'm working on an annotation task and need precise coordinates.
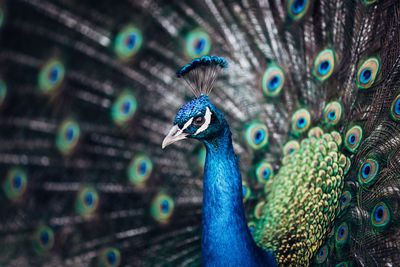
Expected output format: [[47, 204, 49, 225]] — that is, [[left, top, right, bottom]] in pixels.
[[194, 107, 212, 135], [181, 117, 193, 131]]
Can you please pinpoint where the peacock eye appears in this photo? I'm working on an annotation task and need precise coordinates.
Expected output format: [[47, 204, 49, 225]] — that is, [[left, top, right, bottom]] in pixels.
[[33, 225, 55, 254], [358, 159, 379, 186], [313, 49, 335, 81], [335, 222, 349, 245], [186, 30, 211, 58], [344, 125, 363, 153], [323, 101, 342, 125], [356, 57, 380, 89], [262, 65, 284, 97], [193, 116, 205, 126]]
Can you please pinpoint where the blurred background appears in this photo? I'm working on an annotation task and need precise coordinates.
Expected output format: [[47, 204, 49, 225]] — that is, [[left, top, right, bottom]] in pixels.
[[0, 0, 284, 266]]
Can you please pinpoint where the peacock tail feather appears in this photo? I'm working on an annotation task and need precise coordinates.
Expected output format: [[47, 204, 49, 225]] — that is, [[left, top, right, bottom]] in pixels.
[[0, 0, 400, 266]]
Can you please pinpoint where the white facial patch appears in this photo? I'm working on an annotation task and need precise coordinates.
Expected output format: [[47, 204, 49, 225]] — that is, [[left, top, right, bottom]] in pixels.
[[182, 117, 194, 131], [194, 107, 212, 135]]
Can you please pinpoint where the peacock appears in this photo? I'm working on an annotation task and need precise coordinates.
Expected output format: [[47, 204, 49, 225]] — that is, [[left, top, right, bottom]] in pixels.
[[0, 0, 400, 266]]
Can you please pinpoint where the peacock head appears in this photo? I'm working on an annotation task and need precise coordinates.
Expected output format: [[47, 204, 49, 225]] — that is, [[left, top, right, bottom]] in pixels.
[[162, 56, 228, 149], [162, 94, 227, 148]]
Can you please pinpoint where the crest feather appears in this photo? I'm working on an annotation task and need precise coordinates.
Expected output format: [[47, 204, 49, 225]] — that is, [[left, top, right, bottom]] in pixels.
[[176, 56, 227, 98]]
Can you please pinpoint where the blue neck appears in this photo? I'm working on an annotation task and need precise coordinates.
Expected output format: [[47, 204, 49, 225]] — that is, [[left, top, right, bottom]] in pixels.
[[201, 126, 276, 267]]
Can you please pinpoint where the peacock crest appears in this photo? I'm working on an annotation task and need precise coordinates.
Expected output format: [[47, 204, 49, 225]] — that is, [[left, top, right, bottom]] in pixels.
[[176, 55, 227, 98]]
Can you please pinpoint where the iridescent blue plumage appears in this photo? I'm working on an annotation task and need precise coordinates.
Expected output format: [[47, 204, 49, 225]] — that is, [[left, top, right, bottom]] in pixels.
[[165, 94, 276, 266]]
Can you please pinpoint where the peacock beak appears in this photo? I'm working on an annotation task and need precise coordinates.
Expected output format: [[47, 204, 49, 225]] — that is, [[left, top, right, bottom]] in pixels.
[[162, 125, 189, 149]]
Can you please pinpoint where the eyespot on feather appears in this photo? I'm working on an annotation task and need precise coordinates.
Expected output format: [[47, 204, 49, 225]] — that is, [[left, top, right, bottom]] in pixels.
[[356, 57, 380, 89], [335, 222, 349, 245], [114, 25, 142, 59], [315, 244, 328, 264], [33, 225, 54, 254], [56, 119, 80, 155], [76, 187, 99, 216], [344, 126, 362, 153], [248, 221, 256, 235], [358, 159, 378, 186], [242, 181, 251, 203], [283, 140, 300, 156], [0, 80, 7, 106], [151, 192, 174, 223], [111, 91, 137, 126], [340, 191, 351, 210], [324, 101, 342, 125], [371, 202, 390, 227], [99, 247, 121, 267], [287, 0, 310, 20], [38, 59, 65, 93], [3, 168, 27, 201], [185, 29, 211, 59], [308, 127, 323, 139], [390, 94, 400, 121], [127, 155, 153, 187], [313, 49, 335, 81], [291, 109, 311, 133], [246, 122, 269, 150], [362, 0, 377, 5], [255, 161, 273, 184], [262, 65, 284, 97]]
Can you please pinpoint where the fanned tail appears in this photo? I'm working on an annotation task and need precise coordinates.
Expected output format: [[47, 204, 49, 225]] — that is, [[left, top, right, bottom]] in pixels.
[[0, 0, 400, 266]]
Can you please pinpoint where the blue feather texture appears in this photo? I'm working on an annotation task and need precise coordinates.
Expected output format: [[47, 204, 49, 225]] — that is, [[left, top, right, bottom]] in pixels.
[[172, 95, 276, 266]]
